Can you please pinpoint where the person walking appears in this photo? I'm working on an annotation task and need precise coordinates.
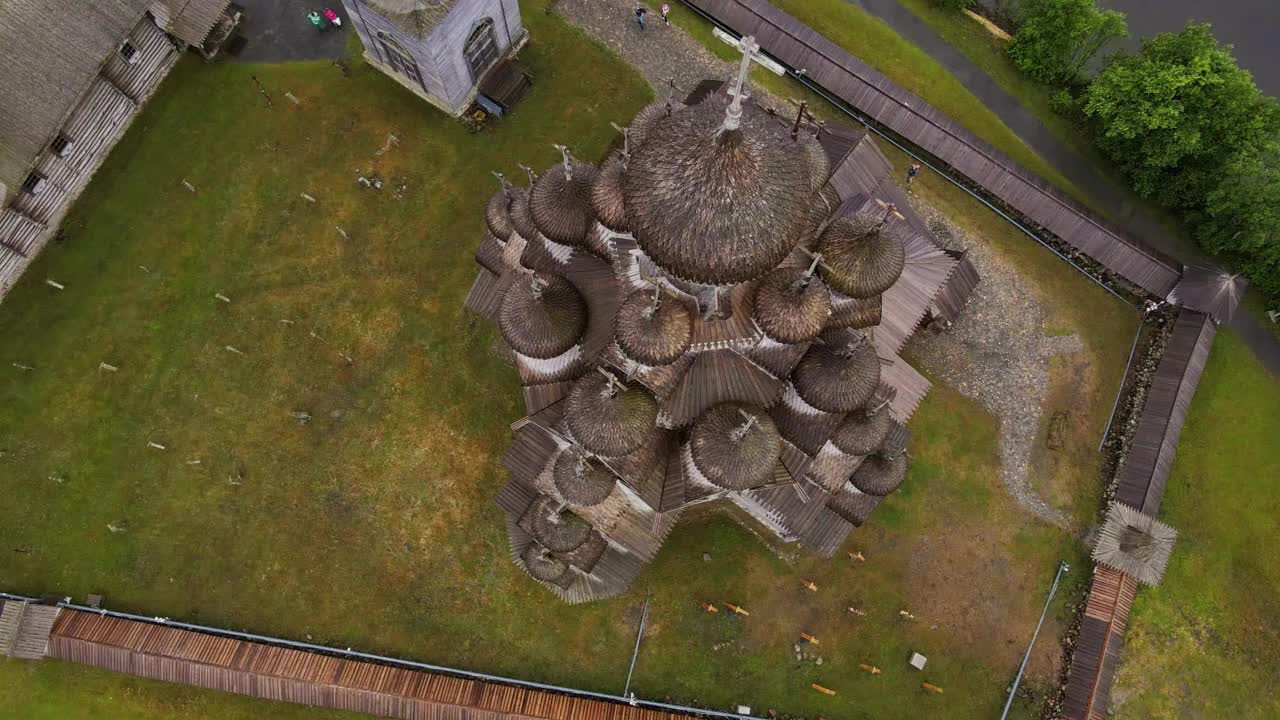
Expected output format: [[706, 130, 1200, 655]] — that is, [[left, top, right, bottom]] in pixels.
[[635, 6, 647, 30], [661, 4, 670, 24], [307, 10, 326, 31], [323, 8, 342, 28], [907, 162, 921, 186]]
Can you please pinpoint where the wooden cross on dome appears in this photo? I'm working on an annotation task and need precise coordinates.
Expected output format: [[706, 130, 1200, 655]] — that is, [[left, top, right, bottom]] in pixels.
[[719, 34, 768, 133]]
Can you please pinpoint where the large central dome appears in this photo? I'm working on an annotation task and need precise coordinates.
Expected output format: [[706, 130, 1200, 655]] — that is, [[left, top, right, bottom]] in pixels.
[[623, 93, 815, 285]]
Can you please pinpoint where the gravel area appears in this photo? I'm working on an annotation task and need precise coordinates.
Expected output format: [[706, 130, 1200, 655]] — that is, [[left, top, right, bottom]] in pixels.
[[553, 1, 1075, 525], [554, 0, 787, 107], [908, 202, 1082, 527]]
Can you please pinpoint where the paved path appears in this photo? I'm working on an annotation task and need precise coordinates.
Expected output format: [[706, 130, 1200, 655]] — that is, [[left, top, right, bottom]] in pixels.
[[229, 0, 351, 63], [854, 0, 1280, 376]]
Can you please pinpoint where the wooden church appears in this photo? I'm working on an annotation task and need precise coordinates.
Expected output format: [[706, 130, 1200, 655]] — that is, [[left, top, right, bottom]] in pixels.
[[464, 39, 978, 603]]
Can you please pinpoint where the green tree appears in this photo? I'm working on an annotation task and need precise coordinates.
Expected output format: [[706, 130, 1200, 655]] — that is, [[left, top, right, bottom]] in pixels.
[[931, 0, 975, 10], [1007, 0, 1127, 85], [1082, 23, 1280, 210], [1193, 147, 1280, 298]]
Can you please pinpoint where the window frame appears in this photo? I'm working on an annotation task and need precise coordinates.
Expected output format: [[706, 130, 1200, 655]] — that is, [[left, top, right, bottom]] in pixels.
[[463, 18, 501, 82], [376, 32, 424, 90]]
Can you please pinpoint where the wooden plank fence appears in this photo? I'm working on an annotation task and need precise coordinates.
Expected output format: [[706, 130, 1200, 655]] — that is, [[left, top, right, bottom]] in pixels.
[[44, 608, 723, 720], [683, 0, 1182, 297], [1114, 310, 1216, 515]]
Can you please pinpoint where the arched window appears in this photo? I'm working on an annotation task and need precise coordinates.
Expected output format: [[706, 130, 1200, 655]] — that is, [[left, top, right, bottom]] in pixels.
[[376, 32, 424, 89], [464, 18, 500, 80]]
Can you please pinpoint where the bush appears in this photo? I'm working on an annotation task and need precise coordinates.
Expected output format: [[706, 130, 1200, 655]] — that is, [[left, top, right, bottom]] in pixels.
[[1008, 0, 1127, 85], [931, 0, 975, 10], [1048, 89, 1076, 115]]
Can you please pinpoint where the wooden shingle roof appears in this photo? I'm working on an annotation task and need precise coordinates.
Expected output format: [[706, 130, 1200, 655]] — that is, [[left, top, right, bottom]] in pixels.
[[158, 0, 232, 46], [0, 0, 151, 192]]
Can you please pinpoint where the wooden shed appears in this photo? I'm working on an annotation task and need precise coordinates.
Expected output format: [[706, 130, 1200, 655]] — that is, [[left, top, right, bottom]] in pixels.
[[341, 0, 529, 117]]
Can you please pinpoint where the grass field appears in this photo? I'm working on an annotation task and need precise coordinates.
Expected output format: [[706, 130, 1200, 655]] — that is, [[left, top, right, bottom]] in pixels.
[[1110, 333, 1280, 719], [0, 3, 1137, 718], [0, 660, 366, 720]]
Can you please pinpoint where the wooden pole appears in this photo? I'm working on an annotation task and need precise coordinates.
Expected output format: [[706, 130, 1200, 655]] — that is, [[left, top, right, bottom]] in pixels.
[[810, 684, 836, 696], [857, 663, 881, 675]]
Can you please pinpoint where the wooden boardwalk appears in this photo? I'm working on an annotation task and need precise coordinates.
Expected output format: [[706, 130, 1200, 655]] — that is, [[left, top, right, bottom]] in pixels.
[[44, 607, 728, 720], [683, 0, 1182, 298]]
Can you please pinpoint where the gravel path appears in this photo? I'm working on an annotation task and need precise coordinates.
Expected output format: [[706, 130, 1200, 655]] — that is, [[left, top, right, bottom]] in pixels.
[[554, 0, 787, 107], [907, 202, 1081, 527], [554, 0, 1075, 525]]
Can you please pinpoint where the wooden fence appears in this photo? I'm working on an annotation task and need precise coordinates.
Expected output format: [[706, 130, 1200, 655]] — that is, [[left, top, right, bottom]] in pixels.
[[41, 607, 729, 720], [682, 0, 1183, 298]]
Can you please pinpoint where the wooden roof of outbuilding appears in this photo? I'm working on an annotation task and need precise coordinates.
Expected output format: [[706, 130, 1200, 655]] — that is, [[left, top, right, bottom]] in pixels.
[[0, 0, 152, 192], [159, 0, 233, 46], [1114, 310, 1215, 515], [367, 0, 460, 38], [1061, 565, 1138, 720]]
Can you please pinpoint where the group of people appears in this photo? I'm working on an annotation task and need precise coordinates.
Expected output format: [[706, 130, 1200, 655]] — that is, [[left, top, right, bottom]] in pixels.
[[307, 8, 342, 31], [634, 4, 670, 30]]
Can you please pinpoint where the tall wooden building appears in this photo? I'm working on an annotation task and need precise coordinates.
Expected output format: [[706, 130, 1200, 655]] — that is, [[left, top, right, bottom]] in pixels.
[[465, 46, 978, 603], [340, 0, 528, 117], [0, 0, 239, 297]]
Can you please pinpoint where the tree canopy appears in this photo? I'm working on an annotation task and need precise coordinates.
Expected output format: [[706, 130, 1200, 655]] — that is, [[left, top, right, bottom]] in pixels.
[[1007, 0, 1127, 85], [1082, 23, 1280, 210]]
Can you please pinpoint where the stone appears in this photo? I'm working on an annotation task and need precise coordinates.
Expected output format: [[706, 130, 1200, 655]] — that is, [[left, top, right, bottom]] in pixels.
[[909, 652, 927, 670], [702, 552, 712, 562]]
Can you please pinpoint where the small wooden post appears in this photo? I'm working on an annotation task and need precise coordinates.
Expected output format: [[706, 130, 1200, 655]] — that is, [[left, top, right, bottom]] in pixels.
[[214, 293, 231, 303], [858, 663, 881, 675], [847, 550, 866, 562], [300, 192, 316, 203], [800, 579, 818, 592], [922, 683, 944, 694], [847, 607, 866, 617], [285, 91, 301, 105], [225, 345, 244, 355], [98, 362, 119, 373], [800, 632, 819, 645], [181, 179, 196, 193], [899, 610, 916, 621], [722, 602, 750, 616], [335, 226, 349, 240], [146, 441, 166, 450], [810, 684, 836, 696], [45, 278, 65, 290], [12, 363, 33, 371], [700, 602, 719, 613]]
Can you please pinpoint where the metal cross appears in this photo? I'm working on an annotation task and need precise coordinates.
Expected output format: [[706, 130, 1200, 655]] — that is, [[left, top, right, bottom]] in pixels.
[[553, 144, 575, 181]]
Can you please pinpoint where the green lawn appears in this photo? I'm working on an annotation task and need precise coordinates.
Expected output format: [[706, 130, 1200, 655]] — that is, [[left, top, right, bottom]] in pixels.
[[1111, 332, 1280, 719], [0, 3, 1137, 718]]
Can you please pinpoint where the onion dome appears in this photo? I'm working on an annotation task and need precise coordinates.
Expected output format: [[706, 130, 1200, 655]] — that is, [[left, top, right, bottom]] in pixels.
[[806, 183, 842, 235], [803, 138, 831, 190], [830, 405, 893, 456], [485, 187, 515, 241], [498, 272, 587, 359], [793, 334, 881, 413], [828, 294, 882, 331], [817, 211, 907, 299], [689, 402, 782, 491], [615, 288, 693, 366], [553, 446, 617, 507], [827, 490, 879, 525], [753, 268, 832, 344], [475, 230, 506, 275], [623, 95, 814, 285], [628, 100, 685, 149], [565, 370, 659, 457], [850, 452, 906, 497], [591, 155, 629, 232], [521, 543, 573, 586], [531, 158, 597, 246], [508, 187, 541, 242], [528, 496, 593, 552]]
